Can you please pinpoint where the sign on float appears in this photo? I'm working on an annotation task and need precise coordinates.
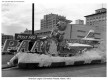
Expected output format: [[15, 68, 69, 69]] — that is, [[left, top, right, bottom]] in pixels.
[[15, 34, 37, 40], [2, 34, 45, 53]]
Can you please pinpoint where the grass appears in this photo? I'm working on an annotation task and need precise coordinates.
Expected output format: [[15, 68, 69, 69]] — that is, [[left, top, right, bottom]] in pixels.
[[2, 54, 14, 65]]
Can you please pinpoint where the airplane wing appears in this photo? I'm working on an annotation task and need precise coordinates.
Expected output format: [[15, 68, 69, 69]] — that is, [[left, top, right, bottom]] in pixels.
[[82, 38, 99, 41], [84, 29, 95, 39], [82, 29, 100, 42], [68, 43, 92, 47]]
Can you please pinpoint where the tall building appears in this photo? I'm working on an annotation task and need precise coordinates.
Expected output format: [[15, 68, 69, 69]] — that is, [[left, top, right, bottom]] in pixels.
[[84, 8, 106, 27], [41, 13, 71, 30], [75, 19, 84, 25], [84, 8, 107, 41]]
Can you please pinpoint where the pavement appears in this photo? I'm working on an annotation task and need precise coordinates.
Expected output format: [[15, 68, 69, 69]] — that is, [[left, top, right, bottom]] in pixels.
[[2, 63, 106, 77]]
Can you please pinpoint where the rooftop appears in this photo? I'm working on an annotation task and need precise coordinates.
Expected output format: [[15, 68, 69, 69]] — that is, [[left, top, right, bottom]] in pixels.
[[84, 12, 106, 17], [84, 8, 107, 17]]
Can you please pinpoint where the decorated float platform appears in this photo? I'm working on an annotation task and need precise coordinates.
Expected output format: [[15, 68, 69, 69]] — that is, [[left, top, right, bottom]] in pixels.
[[7, 48, 106, 69]]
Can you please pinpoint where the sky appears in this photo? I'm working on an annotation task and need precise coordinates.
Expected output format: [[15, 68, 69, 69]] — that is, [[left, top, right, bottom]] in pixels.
[[1, 0, 107, 35]]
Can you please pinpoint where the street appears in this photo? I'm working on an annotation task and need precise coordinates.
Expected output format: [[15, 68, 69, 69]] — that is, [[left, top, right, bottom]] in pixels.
[[2, 63, 106, 77]]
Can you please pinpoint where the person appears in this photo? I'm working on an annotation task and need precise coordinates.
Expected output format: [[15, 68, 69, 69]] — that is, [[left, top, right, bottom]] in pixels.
[[48, 21, 68, 54]]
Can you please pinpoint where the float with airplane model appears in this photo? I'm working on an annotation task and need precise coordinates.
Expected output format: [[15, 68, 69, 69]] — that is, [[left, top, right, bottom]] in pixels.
[[2, 21, 105, 69]]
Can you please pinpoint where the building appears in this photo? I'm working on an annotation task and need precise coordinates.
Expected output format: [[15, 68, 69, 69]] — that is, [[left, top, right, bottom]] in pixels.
[[75, 19, 84, 25], [23, 28, 52, 37], [84, 8, 106, 27], [2, 34, 14, 46], [41, 13, 71, 30], [63, 24, 100, 40], [84, 8, 107, 41]]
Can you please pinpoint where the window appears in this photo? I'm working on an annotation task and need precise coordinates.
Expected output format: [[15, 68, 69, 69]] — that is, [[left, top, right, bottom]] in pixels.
[[95, 38, 101, 39], [87, 18, 89, 21], [77, 30, 86, 33], [93, 17, 95, 19], [86, 22, 89, 25], [90, 22, 92, 25], [95, 33, 101, 35], [92, 21, 95, 25], [102, 16, 105, 18], [99, 16, 101, 19], [96, 17, 98, 19], [77, 35, 85, 38], [90, 18, 92, 20]]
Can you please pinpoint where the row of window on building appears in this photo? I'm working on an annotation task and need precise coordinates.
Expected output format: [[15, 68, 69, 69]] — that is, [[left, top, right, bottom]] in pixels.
[[86, 15, 106, 21], [86, 19, 106, 26]]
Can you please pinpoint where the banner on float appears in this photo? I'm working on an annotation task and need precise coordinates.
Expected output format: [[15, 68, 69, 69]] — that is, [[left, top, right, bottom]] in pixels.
[[15, 34, 37, 40]]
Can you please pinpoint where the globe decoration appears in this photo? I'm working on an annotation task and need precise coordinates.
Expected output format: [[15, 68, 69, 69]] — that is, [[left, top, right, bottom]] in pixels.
[[57, 21, 67, 31]]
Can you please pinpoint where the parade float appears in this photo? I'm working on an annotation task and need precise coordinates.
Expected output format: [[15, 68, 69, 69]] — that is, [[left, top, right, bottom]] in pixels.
[[2, 3, 106, 69], [2, 21, 106, 69]]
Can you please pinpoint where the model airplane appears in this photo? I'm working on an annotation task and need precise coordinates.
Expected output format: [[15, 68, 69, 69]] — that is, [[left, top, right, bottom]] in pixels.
[[68, 29, 100, 48], [58, 29, 100, 56]]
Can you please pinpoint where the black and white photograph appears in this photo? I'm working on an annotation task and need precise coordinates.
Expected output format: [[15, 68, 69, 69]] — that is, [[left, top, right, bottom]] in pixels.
[[1, 0, 107, 79]]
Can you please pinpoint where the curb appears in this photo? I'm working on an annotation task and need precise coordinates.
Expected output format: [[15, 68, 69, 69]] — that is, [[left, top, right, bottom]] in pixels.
[[2, 64, 16, 69]]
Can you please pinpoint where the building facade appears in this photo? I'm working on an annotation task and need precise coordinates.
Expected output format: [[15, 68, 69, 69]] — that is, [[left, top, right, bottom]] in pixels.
[[75, 19, 84, 25], [23, 28, 52, 37], [41, 13, 71, 30], [2, 34, 14, 46], [84, 8, 106, 27], [84, 8, 107, 41], [63, 24, 100, 40]]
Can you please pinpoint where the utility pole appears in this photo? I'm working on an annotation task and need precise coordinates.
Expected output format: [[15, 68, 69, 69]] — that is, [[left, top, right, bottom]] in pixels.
[[32, 3, 34, 35]]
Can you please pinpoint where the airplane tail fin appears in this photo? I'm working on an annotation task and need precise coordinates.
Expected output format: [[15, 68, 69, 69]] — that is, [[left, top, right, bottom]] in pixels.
[[84, 30, 95, 39]]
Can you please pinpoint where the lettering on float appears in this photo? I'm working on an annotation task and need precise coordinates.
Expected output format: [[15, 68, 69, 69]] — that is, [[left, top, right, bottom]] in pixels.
[[2, 34, 47, 53], [2, 39, 47, 53], [2, 34, 91, 53]]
